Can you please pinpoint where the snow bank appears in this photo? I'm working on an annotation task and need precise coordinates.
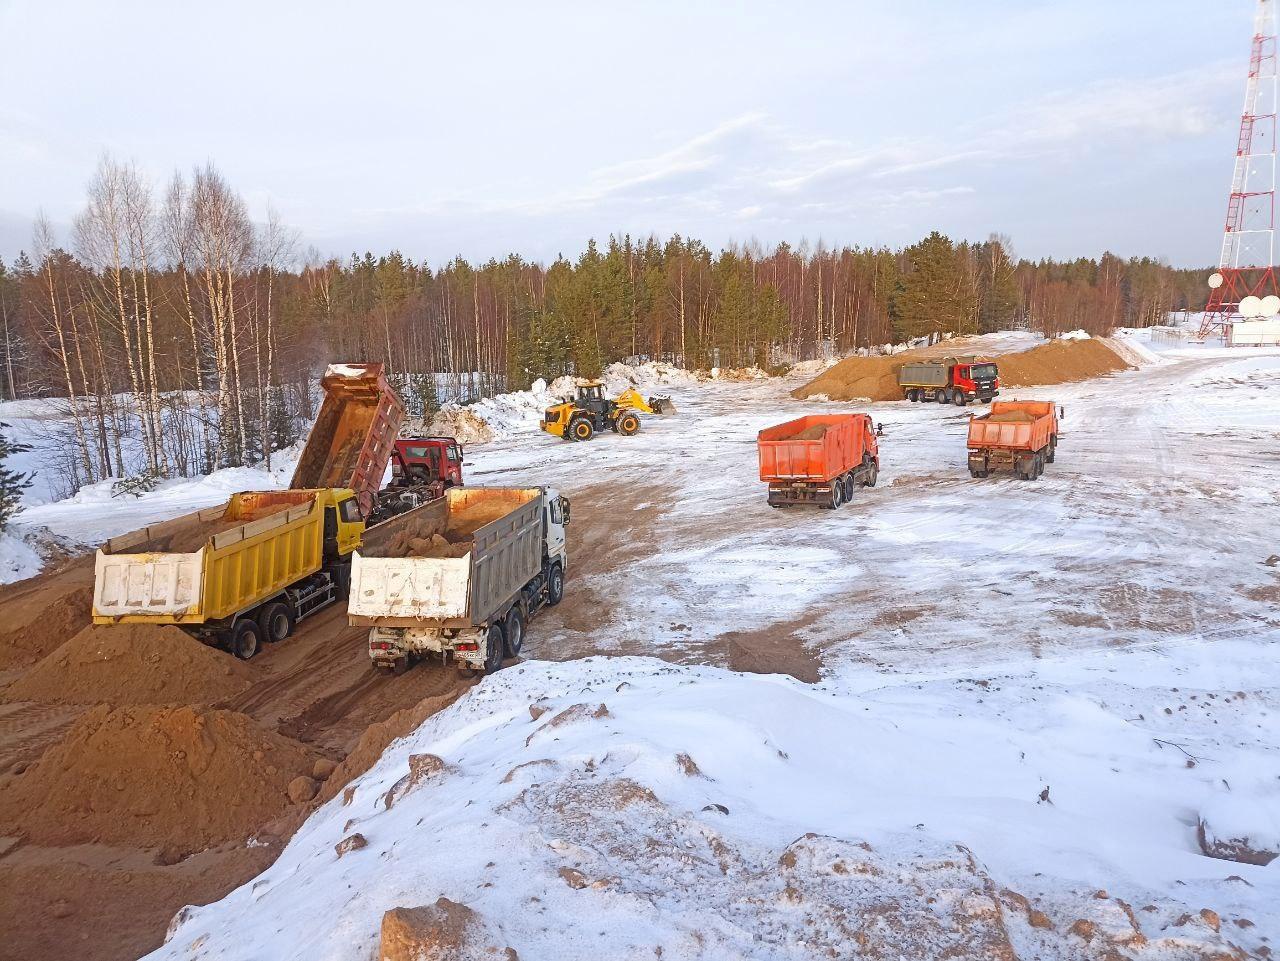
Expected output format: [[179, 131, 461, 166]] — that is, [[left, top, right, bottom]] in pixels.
[[0, 530, 44, 584], [1199, 793, 1280, 865], [1058, 329, 1091, 340], [151, 653, 1278, 961]]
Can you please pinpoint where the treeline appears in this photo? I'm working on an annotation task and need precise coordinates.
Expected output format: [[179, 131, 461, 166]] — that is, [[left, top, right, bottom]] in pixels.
[[0, 158, 1208, 496]]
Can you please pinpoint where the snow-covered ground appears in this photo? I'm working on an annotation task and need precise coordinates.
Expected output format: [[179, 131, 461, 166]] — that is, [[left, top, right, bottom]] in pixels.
[[133, 331, 1280, 960]]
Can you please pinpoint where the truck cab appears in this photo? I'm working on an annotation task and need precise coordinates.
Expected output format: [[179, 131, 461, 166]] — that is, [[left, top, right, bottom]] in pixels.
[[389, 437, 463, 489], [953, 362, 1000, 402]]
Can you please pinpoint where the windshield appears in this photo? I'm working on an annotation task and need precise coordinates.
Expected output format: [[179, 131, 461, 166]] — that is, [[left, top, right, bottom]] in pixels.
[[971, 363, 998, 380]]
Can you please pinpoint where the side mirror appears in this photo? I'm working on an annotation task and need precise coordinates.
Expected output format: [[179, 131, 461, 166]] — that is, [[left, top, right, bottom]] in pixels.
[[875, 423, 884, 436], [1058, 406, 1065, 419], [563, 498, 572, 525]]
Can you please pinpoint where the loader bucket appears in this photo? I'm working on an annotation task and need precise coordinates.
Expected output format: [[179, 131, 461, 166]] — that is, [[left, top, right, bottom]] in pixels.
[[649, 396, 676, 415]]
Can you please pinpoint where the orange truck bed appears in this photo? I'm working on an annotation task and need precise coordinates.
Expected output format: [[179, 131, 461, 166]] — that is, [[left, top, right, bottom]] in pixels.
[[757, 413, 880, 507], [290, 363, 405, 518], [966, 400, 1062, 480], [966, 400, 1056, 452]]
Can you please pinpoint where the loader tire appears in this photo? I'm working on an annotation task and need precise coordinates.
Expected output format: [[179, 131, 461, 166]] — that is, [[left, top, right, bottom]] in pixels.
[[229, 620, 262, 661], [570, 417, 594, 441], [617, 412, 641, 436]]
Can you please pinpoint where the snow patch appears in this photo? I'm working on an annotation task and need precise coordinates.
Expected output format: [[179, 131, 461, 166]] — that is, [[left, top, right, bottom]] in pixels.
[[0, 529, 44, 584]]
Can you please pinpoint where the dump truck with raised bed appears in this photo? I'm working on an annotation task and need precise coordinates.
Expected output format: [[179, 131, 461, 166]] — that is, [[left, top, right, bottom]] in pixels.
[[373, 436, 466, 522], [350, 486, 571, 675], [91, 363, 415, 660], [758, 413, 879, 508], [899, 356, 999, 405], [966, 400, 1064, 480], [92, 488, 364, 659]]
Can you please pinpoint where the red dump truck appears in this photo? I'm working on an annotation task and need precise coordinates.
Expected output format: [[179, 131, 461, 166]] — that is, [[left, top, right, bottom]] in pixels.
[[899, 357, 999, 405], [966, 400, 1064, 480], [758, 413, 879, 508]]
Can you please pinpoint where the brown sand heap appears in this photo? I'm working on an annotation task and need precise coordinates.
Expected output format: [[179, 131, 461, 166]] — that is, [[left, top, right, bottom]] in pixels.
[[380, 500, 513, 559], [792, 338, 1130, 402], [996, 337, 1129, 386], [0, 580, 93, 669], [4, 624, 253, 707], [984, 410, 1038, 423], [383, 532, 472, 559], [791, 424, 830, 440], [0, 704, 317, 854]]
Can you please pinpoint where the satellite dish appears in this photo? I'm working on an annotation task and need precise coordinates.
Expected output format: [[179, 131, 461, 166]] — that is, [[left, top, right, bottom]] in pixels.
[[1239, 295, 1264, 317], [1262, 295, 1280, 317], [1208, 272, 1224, 289]]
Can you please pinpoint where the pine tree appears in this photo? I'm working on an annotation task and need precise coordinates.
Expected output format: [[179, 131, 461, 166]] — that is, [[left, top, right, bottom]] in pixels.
[[978, 235, 1021, 332], [891, 231, 967, 340], [0, 422, 32, 531]]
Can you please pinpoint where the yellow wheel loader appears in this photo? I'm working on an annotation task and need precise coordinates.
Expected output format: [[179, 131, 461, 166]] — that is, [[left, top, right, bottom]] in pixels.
[[541, 380, 676, 441]]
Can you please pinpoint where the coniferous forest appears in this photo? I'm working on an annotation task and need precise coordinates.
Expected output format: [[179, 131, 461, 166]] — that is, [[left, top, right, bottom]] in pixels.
[[0, 158, 1211, 495]]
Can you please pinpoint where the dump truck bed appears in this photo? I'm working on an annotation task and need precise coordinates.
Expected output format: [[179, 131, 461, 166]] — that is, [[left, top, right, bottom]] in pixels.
[[350, 487, 545, 629], [291, 363, 405, 517], [967, 401, 1056, 452], [758, 414, 871, 483], [93, 490, 333, 625]]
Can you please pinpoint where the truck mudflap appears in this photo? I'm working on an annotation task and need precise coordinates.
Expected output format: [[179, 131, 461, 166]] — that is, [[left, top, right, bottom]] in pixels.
[[368, 625, 487, 668]]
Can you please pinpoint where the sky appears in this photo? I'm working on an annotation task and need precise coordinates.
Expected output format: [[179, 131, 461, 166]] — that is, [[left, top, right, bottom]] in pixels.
[[0, 0, 1261, 269]]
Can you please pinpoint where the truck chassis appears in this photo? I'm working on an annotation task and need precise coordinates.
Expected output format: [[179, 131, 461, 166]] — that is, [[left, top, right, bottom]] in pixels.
[[768, 456, 879, 509]]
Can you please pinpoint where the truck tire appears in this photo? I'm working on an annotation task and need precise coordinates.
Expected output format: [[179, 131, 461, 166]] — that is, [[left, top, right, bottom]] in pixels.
[[570, 417, 594, 441], [258, 601, 294, 644], [826, 484, 843, 509], [862, 456, 879, 487], [616, 412, 640, 436], [546, 564, 565, 606], [503, 609, 525, 657], [905, 389, 916, 402], [1047, 436, 1057, 463], [953, 392, 967, 407], [938, 389, 950, 404], [483, 623, 504, 674], [841, 474, 856, 503], [229, 620, 262, 660]]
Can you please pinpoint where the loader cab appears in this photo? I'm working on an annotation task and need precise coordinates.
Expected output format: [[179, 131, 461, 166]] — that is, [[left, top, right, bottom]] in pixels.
[[575, 381, 609, 417]]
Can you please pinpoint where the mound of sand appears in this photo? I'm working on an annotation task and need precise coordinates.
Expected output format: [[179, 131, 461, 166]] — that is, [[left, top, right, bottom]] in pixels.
[[792, 425, 830, 440], [0, 582, 93, 669], [792, 338, 1130, 402], [0, 704, 317, 853], [427, 406, 495, 445], [4, 624, 253, 707], [996, 337, 1129, 386]]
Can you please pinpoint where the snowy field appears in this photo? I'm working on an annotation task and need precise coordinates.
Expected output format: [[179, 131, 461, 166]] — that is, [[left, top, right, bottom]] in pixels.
[[131, 332, 1280, 960]]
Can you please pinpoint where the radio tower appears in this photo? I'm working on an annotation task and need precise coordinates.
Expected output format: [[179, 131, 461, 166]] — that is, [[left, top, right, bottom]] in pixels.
[[1199, 0, 1280, 341]]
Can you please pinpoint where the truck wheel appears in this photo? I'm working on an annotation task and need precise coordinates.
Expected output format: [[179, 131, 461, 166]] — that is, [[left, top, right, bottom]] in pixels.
[[954, 392, 967, 407], [864, 459, 878, 487], [503, 609, 525, 657], [392, 656, 410, 676], [905, 389, 916, 402], [546, 564, 565, 606], [937, 389, 950, 404], [841, 474, 856, 502], [616, 412, 640, 436], [1047, 437, 1057, 463], [258, 601, 295, 643], [483, 623, 505, 674], [570, 418, 594, 441], [827, 484, 843, 509], [229, 620, 262, 660]]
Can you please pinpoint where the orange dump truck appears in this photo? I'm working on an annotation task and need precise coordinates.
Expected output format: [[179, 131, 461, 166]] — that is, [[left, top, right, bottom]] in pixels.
[[757, 413, 879, 508], [966, 400, 1063, 480]]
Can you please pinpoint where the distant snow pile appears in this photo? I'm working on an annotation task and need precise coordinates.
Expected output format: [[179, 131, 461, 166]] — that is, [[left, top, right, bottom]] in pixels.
[[153, 657, 1272, 961], [1105, 333, 1165, 367], [1059, 329, 1091, 340], [0, 530, 43, 584], [426, 363, 698, 444]]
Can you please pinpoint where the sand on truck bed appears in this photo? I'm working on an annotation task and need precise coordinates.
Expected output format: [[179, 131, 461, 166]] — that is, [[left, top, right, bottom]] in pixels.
[[3, 624, 253, 707], [378, 500, 518, 559], [0, 704, 318, 855], [791, 424, 830, 440], [792, 337, 1130, 402]]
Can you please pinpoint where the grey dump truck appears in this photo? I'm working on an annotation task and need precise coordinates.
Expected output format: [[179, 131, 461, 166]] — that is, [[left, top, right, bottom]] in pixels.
[[898, 356, 1000, 405], [349, 486, 570, 675]]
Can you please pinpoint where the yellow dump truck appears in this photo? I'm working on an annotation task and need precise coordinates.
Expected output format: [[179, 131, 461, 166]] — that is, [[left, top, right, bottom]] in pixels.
[[92, 488, 364, 659]]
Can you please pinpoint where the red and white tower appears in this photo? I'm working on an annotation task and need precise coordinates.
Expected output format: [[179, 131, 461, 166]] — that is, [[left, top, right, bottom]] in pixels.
[[1199, 0, 1280, 341]]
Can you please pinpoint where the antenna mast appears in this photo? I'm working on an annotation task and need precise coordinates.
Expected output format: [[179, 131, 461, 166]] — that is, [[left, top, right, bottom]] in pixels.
[[1199, 0, 1280, 340]]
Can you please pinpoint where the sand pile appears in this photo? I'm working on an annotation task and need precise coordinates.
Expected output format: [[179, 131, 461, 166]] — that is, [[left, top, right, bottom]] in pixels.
[[427, 407, 495, 445], [791, 424, 830, 440], [791, 355, 903, 402], [985, 410, 1037, 423], [792, 338, 1131, 402], [0, 704, 317, 853], [4, 624, 253, 707], [383, 532, 472, 560], [997, 338, 1129, 386], [0, 582, 93, 669]]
